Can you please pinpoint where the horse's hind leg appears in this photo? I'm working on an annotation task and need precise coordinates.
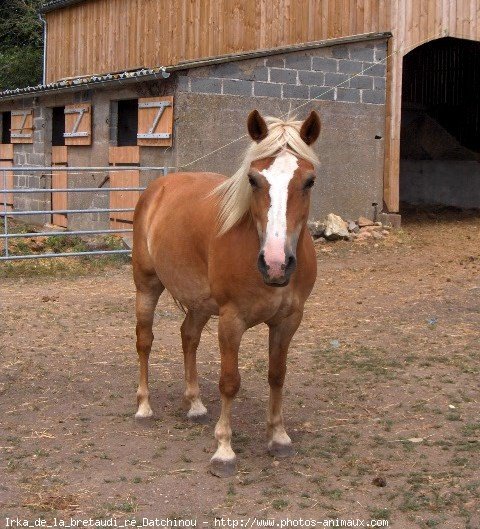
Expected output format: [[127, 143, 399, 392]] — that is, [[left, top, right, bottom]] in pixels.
[[135, 275, 164, 419], [181, 310, 210, 422]]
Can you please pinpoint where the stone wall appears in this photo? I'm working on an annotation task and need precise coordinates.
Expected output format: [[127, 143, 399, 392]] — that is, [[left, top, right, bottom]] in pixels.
[[11, 104, 50, 224]]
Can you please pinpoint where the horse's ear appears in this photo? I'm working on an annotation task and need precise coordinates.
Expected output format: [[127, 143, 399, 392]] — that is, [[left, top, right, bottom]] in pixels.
[[300, 111, 321, 145], [247, 110, 268, 142]]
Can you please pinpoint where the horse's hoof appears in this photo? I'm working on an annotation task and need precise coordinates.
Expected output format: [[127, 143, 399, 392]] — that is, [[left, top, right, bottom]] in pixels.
[[268, 441, 295, 458], [188, 412, 209, 425], [209, 457, 237, 478], [135, 401, 153, 419], [135, 410, 153, 420]]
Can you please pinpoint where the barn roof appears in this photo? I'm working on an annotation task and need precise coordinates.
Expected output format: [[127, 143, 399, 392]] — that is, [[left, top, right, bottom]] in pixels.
[[0, 31, 390, 101], [0, 66, 171, 101], [40, 0, 87, 14]]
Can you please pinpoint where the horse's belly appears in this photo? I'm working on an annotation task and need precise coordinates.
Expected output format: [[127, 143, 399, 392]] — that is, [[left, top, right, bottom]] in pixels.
[[150, 249, 218, 313]]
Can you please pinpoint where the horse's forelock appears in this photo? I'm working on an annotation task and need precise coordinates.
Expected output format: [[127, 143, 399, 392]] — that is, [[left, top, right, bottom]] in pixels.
[[213, 118, 319, 235]]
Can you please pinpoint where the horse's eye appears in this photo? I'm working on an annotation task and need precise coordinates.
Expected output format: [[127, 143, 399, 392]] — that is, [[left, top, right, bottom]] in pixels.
[[304, 178, 315, 190], [248, 175, 259, 188]]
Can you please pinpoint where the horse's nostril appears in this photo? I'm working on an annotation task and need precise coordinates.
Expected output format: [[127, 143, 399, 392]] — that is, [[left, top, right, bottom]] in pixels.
[[257, 252, 269, 275], [285, 254, 296, 273]]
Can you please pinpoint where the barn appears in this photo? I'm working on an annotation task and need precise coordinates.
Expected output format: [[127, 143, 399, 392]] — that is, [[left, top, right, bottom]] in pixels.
[[1, 0, 479, 230]]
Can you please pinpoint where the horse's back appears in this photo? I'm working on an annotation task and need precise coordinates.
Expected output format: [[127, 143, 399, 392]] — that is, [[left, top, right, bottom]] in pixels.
[[134, 171, 224, 241]]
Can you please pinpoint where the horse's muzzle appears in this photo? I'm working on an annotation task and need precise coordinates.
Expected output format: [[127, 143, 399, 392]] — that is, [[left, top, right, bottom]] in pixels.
[[257, 251, 296, 287]]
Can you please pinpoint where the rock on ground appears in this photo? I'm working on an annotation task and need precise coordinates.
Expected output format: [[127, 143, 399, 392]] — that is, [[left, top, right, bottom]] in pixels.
[[357, 216, 375, 227], [307, 220, 326, 239], [324, 213, 349, 240]]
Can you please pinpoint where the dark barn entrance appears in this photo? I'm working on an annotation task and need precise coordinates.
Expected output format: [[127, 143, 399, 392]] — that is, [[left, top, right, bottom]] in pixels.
[[400, 37, 480, 212]]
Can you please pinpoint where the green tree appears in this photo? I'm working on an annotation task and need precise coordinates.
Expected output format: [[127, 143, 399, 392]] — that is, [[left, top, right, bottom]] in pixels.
[[0, 0, 44, 91]]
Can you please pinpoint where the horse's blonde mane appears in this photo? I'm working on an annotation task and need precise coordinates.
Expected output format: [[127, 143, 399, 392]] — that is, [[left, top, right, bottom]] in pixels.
[[213, 116, 319, 235]]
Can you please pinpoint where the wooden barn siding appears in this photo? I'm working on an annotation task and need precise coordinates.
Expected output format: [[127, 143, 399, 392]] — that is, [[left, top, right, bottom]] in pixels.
[[44, 0, 480, 213], [385, 0, 480, 211], [45, 0, 391, 83]]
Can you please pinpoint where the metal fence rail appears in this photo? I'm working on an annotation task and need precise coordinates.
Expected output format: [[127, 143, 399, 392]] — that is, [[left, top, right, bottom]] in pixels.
[[1, 166, 167, 261]]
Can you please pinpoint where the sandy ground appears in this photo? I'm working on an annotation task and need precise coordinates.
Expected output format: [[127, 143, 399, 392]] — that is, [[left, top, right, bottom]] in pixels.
[[1, 211, 479, 528]]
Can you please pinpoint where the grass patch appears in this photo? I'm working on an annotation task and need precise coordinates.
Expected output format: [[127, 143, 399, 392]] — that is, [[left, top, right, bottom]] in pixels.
[[369, 507, 390, 521], [310, 345, 402, 379], [0, 253, 129, 278], [271, 499, 289, 511], [1, 219, 129, 277], [462, 423, 480, 437], [104, 499, 138, 515]]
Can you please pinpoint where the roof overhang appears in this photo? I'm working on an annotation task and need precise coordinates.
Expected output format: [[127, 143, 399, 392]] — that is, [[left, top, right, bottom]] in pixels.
[[0, 67, 172, 103], [40, 0, 87, 14]]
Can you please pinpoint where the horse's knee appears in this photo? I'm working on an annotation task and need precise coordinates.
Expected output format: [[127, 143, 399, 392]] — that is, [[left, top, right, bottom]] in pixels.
[[136, 337, 153, 354], [219, 372, 241, 399]]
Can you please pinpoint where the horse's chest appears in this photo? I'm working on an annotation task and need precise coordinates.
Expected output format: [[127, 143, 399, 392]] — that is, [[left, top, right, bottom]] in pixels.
[[245, 288, 299, 326]]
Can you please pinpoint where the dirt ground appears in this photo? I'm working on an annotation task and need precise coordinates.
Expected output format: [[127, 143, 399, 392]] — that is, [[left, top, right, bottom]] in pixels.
[[1, 211, 479, 528]]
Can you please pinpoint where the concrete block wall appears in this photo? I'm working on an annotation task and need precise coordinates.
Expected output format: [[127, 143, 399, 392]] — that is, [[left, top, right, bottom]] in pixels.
[[174, 38, 388, 221], [176, 40, 387, 105]]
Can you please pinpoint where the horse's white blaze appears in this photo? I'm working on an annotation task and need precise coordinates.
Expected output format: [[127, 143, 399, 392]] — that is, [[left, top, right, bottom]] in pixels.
[[260, 150, 298, 277]]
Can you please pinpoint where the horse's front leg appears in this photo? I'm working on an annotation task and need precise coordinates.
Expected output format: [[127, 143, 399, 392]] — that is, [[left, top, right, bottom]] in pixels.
[[209, 307, 245, 478], [267, 310, 303, 457]]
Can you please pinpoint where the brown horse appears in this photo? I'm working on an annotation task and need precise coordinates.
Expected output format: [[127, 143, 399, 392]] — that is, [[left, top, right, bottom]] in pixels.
[[132, 109, 321, 477]]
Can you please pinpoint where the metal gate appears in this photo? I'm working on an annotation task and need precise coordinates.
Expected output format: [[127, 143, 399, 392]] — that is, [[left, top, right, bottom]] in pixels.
[[1, 165, 167, 261]]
